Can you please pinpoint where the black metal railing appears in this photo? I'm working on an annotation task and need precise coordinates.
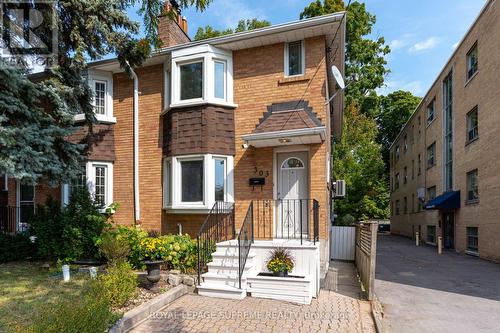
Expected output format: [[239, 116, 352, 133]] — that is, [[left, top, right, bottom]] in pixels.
[[197, 201, 235, 285], [238, 201, 254, 289], [253, 199, 319, 244]]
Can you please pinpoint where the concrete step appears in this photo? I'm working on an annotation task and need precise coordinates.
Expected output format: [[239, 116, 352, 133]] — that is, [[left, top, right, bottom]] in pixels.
[[197, 283, 247, 300]]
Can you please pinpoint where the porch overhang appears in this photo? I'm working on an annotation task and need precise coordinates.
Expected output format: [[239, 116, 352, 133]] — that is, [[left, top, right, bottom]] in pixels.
[[242, 126, 326, 148]]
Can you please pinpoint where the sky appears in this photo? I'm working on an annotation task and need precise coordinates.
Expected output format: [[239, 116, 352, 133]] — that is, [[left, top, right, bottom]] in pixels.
[[129, 0, 487, 97]]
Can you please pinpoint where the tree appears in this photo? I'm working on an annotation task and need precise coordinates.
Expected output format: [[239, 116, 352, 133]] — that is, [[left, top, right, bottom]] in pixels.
[[195, 18, 271, 41], [333, 104, 389, 220], [300, 0, 390, 113], [0, 0, 210, 183], [377, 90, 421, 172]]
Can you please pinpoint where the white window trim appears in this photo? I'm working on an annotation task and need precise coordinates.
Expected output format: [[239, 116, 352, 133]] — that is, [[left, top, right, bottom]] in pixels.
[[284, 40, 305, 77], [213, 59, 227, 101], [62, 161, 113, 211], [16, 181, 35, 231], [164, 153, 234, 213], [170, 44, 236, 109], [74, 70, 116, 124]]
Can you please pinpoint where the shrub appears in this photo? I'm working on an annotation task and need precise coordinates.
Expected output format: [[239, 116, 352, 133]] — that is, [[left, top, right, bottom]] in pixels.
[[266, 247, 295, 274], [97, 261, 137, 308], [111, 225, 149, 268], [29, 189, 109, 262], [30, 281, 118, 333], [0, 232, 34, 263], [338, 214, 356, 226], [96, 230, 130, 265], [139, 234, 197, 273]]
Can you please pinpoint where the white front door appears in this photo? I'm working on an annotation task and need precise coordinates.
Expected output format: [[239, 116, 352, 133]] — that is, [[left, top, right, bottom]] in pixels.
[[277, 151, 308, 238]]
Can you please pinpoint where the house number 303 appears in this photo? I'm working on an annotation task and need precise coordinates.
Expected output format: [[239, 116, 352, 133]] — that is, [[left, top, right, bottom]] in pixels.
[[254, 167, 269, 177]]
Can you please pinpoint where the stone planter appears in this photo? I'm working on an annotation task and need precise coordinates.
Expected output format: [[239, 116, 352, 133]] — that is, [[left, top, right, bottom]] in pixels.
[[143, 260, 164, 293]]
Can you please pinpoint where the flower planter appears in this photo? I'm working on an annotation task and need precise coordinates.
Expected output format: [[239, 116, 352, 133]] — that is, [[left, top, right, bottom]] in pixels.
[[247, 273, 313, 305], [143, 260, 164, 293], [273, 271, 288, 277]]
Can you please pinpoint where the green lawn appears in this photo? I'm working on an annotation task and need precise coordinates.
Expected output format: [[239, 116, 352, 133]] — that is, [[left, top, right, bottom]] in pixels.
[[0, 262, 88, 332]]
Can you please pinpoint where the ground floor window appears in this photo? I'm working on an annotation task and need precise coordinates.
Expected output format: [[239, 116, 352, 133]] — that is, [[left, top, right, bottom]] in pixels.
[[467, 227, 478, 253], [18, 183, 35, 230], [163, 154, 234, 211], [426, 225, 436, 244], [62, 161, 113, 209]]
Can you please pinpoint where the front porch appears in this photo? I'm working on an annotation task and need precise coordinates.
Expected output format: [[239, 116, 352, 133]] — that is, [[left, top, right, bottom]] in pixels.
[[196, 199, 320, 304]]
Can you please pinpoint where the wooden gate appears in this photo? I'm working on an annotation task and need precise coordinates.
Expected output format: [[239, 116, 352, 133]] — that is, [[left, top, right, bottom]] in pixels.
[[330, 226, 356, 261]]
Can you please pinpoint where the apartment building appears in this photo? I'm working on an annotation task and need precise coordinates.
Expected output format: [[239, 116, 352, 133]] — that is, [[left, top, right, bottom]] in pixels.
[[1, 1, 346, 299], [390, 0, 500, 261]]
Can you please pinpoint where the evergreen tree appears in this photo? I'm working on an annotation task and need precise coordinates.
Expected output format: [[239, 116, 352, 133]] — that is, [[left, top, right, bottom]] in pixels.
[[194, 18, 271, 41]]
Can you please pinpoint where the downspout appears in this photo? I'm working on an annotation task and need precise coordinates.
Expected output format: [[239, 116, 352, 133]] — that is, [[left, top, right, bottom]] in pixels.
[[127, 62, 141, 224]]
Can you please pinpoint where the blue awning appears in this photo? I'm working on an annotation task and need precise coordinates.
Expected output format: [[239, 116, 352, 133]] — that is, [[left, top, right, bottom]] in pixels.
[[424, 191, 460, 210]]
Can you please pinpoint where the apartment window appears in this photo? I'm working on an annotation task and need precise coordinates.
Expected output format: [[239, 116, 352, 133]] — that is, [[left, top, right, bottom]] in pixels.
[[404, 166, 407, 184], [467, 227, 478, 253], [418, 154, 421, 175], [412, 193, 415, 213], [466, 107, 479, 143], [466, 42, 478, 80], [214, 60, 226, 99], [427, 186, 436, 201], [396, 145, 400, 160], [94, 81, 106, 115], [418, 115, 421, 126], [395, 200, 400, 215], [285, 40, 304, 76], [427, 226, 436, 244], [427, 143, 436, 168], [466, 169, 479, 202], [411, 160, 415, 179], [214, 158, 226, 201], [181, 159, 204, 202], [403, 197, 408, 214], [443, 72, 453, 191], [180, 61, 203, 100], [427, 98, 435, 124], [395, 173, 400, 189], [404, 135, 408, 153]]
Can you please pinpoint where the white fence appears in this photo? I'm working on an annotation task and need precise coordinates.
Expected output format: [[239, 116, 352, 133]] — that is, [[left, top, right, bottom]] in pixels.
[[330, 226, 356, 261]]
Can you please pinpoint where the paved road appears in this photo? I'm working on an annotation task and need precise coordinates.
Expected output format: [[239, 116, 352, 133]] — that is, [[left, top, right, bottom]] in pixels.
[[376, 234, 500, 333]]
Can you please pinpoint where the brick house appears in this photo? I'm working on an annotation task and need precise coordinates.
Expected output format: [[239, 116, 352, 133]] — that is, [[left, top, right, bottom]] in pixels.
[[389, 0, 500, 262], [1, 2, 345, 302]]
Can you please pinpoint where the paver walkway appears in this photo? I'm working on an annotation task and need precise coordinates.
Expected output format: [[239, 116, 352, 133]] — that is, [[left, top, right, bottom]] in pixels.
[[131, 262, 375, 333], [376, 234, 500, 333]]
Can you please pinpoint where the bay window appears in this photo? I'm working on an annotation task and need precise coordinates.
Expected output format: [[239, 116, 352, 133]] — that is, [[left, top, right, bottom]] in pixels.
[[163, 154, 234, 211], [171, 45, 234, 108]]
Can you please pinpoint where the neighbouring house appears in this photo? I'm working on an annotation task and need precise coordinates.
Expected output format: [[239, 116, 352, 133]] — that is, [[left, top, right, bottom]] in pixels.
[[389, 0, 500, 261], [0, 1, 346, 302]]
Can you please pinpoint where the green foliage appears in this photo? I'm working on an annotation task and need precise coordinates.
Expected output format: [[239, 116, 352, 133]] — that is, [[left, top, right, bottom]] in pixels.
[[96, 230, 131, 265], [29, 189, 109, 262], [30, 280, 118, 333], [0, 232, 34, 263], [377, 90, 422, 171], [195, 18, 271, 40], [266, 247, 295, 273], [333, 104, 389, 221], [107, 225, 149, 268], [97, 262, 138, 308], [300, 0, 390, 114], [337, 214, 355, 226]]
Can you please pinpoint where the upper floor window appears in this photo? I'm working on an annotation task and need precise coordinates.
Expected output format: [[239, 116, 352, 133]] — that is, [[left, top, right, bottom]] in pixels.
[[427, 98, 435, 124], [285, 40, 305, 76], [395, 173, 400, 189], [74, 71, 115, 123], [427, 186, 436, 201], [466, 106, 479, 143], [171, 45, 234, 108], [427, 142, 436, 168], [404, 135, 408, 153], [466, 169, 479, 202], [180, 61, 203, 101], [403, 166, 407, 184], [466, 42, 478, 80], [395, 200, 400, 215], [396, 145, 400, 160], [94, 81, 107, 115]]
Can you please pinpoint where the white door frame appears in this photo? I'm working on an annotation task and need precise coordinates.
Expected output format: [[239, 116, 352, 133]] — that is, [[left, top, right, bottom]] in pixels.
[[273, 145, 310, 238], [16, 181, 35, 232]]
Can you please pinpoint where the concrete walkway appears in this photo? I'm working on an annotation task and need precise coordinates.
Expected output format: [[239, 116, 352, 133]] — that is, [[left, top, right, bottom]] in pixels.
[[376, 234, 500, 333], [130, 262, 374, 333]]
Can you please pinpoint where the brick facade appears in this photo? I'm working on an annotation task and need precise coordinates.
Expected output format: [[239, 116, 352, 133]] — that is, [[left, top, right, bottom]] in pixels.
[[390, 0, 500, 261]]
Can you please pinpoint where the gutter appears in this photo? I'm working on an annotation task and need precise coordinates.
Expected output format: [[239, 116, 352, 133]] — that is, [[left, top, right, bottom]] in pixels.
[[127, 63, 141, 223]]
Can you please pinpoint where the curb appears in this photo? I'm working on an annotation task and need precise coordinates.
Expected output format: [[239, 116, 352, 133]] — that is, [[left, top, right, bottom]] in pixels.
[[109, 284, 188, 333], [371, 293, 385, 333]]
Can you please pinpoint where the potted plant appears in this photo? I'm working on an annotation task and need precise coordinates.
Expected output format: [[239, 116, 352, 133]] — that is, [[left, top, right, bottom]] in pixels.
[[140, 237, 166, 292], [266, 247, 294, 277]]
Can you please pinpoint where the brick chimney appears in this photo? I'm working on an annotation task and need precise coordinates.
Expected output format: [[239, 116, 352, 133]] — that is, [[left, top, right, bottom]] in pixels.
[[158, 0, 190, 47]]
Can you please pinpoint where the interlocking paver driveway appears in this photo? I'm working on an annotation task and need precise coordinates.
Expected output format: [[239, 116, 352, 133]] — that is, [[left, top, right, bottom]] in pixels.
[[130, 289, 375, 333]]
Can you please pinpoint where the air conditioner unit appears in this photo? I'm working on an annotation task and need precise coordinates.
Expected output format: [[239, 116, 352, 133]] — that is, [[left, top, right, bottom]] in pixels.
[[334, 180, 346, 197]]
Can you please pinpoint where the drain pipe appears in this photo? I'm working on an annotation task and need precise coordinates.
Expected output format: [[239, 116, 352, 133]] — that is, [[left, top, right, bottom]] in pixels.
[[127, 62, 141, 224]]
